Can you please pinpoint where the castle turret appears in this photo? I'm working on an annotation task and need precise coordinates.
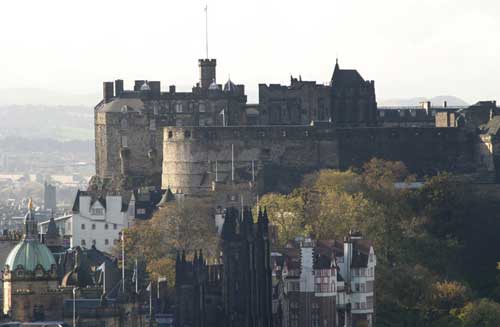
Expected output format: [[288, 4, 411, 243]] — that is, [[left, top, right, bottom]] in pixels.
[[199, 59, 217, 89]]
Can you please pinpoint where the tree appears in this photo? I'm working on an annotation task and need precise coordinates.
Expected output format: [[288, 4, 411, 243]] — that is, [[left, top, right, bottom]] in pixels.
[[118, 197, 218, 284], [453, 299, 500, 327], [257, 193, 308, 246]]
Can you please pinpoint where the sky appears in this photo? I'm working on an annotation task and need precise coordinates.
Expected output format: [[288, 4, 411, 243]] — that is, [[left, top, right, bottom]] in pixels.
[[0, 0, 499, 105]]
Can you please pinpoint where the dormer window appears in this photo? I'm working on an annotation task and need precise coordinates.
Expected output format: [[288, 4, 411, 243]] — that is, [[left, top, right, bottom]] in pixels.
[[91, 208, 104, 216]]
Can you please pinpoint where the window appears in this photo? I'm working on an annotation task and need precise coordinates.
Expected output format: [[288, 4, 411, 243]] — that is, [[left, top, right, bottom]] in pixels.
[[360, 283, 366, 292], [149, 119, 156, 130], [168, 131, 173, 138], [184, 130, 191, 138], [121, 135, 128, 148], [81, 224, 85, 230], [137, 208, 146, 215], [91, 208, 104, 216], [92, 240, 96, 246], [92, 224, 96, 230], [175, 103, 183, 113], [81, 239, 86, 246], [355, 283, 360, 292], [105, 239, 109, 245], [120, 118, 128, 129], [105, 224, 109, 230], [114, 224, 118, 230], [199, 103, 206, 112]]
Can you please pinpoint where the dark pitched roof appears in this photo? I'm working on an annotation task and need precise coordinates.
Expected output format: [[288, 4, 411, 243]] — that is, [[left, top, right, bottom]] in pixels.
[[330, 61, 365, 88]]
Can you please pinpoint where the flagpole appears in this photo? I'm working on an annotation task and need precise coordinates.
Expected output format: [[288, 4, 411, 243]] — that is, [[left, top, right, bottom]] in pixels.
[[205, 4, 209, 59], [103, 262, 106, 296], [121, 231, 125, 293], [135, 258, 138, 294]]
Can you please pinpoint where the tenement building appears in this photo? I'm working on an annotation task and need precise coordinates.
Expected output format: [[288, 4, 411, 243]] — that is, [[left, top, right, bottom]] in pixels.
[[272, 231, 376, 327]]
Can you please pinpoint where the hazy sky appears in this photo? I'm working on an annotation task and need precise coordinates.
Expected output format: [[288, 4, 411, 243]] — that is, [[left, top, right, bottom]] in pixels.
[[0, 0, 499, 104]]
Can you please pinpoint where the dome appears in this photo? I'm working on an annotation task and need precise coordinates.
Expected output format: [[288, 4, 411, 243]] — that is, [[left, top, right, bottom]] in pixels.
[[208, 79, 220, 91], [223, 79, 237, 92], [5, 239, 56, 272], [140, 81, 151, 91]]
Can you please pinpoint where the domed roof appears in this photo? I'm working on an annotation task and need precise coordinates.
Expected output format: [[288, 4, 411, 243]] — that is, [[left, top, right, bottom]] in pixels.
[[140, 81, 151, 91], [208, 79, 220, 91], [223, 78, 237, 92], [5, 239, 56, 272]]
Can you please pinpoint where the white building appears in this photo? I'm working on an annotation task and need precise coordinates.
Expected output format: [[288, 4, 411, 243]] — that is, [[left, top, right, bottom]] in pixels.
[[69, 191, 132, 253]]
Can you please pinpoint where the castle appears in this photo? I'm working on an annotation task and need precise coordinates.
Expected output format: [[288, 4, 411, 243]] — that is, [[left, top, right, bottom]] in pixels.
[[93, 58, 498, 196]]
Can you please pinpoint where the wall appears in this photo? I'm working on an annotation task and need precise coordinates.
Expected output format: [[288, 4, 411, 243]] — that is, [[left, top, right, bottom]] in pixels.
[[162, 125, 475, 195]]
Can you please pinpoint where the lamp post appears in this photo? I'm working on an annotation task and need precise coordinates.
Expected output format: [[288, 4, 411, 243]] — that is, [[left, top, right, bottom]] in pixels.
[[72, 287, 79, 327]]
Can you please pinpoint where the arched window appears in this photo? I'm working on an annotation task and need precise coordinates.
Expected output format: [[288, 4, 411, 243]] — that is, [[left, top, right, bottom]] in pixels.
[[121, 118, 128, 129]]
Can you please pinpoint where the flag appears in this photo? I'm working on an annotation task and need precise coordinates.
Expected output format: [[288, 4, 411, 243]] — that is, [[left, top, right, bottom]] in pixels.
[[146, 282, 152, 292]]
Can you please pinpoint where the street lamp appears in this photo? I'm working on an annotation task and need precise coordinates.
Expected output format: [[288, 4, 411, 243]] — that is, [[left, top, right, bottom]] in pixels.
[[72, 287, 79, 327]]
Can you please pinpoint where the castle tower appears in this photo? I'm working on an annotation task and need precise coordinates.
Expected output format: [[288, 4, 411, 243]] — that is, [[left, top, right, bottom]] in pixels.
[[199, 59, 217, 89]]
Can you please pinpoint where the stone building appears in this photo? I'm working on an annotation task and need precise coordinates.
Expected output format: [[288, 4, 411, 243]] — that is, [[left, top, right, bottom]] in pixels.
[[272, 231, 376, 327], [3, 201, 71, 321], [175, 207, 273, 327], [95, 59, 247, 190], [258, 60, 377, 126]]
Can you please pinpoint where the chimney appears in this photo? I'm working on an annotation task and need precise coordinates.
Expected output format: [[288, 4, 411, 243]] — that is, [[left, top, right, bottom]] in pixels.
[[103, 82, 114, 103], [444, 101, 447, 108], [134, 80, 146, 91], [149, 81, 161, 96], [115, 79, 124, 97], [169, 85, 176, 94]]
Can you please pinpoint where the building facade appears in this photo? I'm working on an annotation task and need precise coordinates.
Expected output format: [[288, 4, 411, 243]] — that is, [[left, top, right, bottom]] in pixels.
[[95, 59, 247, 190], [70, 190, 130, 252], [175, 207, 273, 327], [272, 231, 376, 327]]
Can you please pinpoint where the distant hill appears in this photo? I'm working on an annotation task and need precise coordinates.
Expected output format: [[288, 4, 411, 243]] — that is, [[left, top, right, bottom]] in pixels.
[[379, 96, 469, 107], [0, 105, 93, 141], [0, 88, 99, 107]]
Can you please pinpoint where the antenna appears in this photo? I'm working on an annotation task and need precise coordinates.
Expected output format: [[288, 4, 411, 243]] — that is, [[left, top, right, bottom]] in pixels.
[[231, 144, 235, 182], [204, 4, 209, 59], [251, 160, 255, 182]]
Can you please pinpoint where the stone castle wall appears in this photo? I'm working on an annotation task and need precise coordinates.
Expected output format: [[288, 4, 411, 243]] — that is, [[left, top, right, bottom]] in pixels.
[[162, 125, 475, 194]]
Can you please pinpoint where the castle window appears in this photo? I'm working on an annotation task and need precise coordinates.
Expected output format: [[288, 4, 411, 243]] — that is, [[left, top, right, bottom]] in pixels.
[[81, 224, 86, 230], [168, 131, 173, 138], [105, 239, 109, 245], [199, 103, 206, 112], [92, 224, 96, 230], [81, 239, 86, 246], [149, 119, 156, 131], [175, 103, 183, 113], [105, 223, 109, 230], [184, 130, 191, 138], [121, 136, 128, 148], [114, 224, 118, 230], [121, 118, 128, 129]]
